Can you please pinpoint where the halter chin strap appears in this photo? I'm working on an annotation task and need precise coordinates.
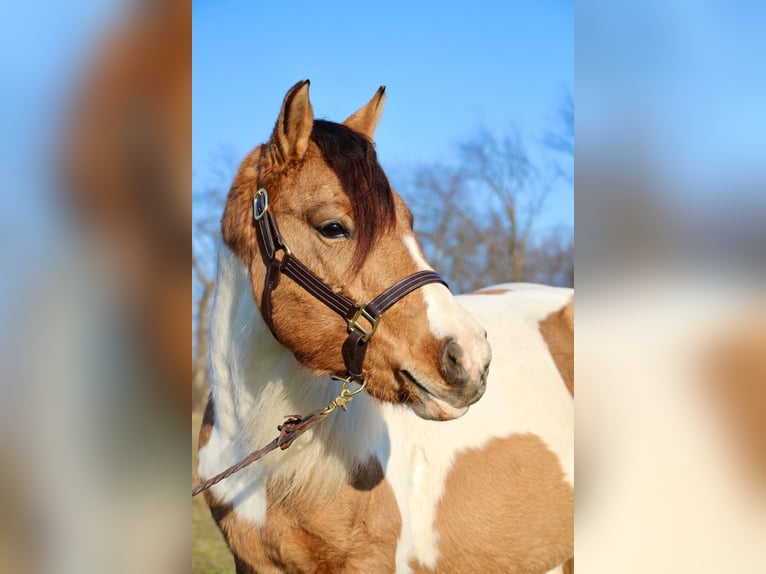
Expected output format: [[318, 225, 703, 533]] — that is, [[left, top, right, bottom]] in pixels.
[[253, 187, 448, 390]]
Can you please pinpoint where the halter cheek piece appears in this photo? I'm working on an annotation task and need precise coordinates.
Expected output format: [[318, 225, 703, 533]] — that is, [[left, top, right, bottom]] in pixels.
[[253, 187, 448, 403], [191, 188, 448, 497]]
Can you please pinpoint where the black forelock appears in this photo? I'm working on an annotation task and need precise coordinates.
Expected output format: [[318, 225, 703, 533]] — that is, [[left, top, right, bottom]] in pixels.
[[310, 120, 396, 270]]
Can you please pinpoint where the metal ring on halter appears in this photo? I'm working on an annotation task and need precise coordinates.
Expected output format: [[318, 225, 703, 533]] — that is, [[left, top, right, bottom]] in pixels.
[[253, 188, 269, 221]]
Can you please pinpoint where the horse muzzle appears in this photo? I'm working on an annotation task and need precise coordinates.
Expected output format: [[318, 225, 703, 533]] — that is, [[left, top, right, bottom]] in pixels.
[[400, 337, 490, 421]]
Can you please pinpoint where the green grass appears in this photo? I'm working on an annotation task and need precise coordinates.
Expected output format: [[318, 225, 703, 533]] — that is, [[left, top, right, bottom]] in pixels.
[[192, 412, 235, 574]]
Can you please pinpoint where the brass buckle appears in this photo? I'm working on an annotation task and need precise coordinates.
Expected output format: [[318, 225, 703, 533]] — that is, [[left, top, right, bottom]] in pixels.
[[346, 303, 379, 342], [253, 188, 269, 221]]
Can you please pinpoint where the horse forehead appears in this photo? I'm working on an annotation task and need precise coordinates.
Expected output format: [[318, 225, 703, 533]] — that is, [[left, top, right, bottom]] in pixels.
[[286, 155, 348, 203]]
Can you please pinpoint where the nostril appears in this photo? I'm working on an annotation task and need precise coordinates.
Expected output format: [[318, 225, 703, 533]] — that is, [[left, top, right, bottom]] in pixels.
[[446, 341, 464, 364], [441, 339, 468, 383]]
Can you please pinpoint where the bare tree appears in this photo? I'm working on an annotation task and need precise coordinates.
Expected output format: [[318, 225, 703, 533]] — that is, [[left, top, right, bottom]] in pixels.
[[191, 149, 236, 409], [545, 92, 574, 183], [459, 127, 549, 282], [405, 166, 488, 293], [524, 228, 574, 287], [192, 220, 217, 410], [402, 125, 563, 291], [399, 112, 574, 291]]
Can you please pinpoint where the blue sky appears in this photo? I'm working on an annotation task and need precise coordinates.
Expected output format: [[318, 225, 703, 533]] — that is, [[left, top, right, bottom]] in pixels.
[[193, 0, 573, 228]]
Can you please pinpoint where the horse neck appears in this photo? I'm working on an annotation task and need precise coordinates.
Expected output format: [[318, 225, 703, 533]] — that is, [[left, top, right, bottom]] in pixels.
[[208, 242, 388, 491]]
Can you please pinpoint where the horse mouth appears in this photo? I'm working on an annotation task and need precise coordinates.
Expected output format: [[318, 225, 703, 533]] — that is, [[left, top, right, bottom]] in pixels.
[[400, 369, 470, 421]]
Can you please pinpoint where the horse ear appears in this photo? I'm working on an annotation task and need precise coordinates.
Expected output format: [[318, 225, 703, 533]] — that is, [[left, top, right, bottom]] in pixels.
[[268, 79, 314, 169], [343, 86, 386, 139]]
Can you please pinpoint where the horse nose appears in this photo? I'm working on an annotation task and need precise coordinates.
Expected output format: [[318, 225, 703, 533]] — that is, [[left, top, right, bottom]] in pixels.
[[439, 338, 489, 399]]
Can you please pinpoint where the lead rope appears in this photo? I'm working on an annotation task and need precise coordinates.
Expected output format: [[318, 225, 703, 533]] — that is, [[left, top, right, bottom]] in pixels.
[[192, 186, 447, 497], [192, 381, 361, 497]]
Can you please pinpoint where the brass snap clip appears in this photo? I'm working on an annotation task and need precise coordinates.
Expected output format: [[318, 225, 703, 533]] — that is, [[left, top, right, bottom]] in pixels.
[[323, 376, 367, 414]]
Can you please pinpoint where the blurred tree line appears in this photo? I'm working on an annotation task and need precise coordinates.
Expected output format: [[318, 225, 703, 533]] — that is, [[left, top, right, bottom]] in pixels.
[[192, 95, 573, 408], [192, 151, 233, 408], [403, 95, 572, 292]]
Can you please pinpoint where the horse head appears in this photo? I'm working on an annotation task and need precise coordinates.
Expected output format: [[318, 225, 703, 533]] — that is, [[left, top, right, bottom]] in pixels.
[[221, 80, 491, 420]]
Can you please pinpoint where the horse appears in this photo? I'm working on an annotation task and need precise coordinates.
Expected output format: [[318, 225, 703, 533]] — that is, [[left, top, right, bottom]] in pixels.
[[196, 80, 574, 573]]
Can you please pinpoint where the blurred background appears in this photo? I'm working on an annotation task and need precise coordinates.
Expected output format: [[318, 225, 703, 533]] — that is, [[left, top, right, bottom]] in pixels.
[[1, 0, 190, 572], [0, 0, 764, 572], [577, 1, 766, 571]]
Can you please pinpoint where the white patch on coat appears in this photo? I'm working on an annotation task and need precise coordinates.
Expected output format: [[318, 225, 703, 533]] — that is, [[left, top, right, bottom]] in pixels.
[[476, 282, 573, 323], [403, 234, 491, 379]]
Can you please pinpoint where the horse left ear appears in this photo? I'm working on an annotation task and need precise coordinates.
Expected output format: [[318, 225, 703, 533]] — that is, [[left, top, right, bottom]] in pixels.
[[343, 86, 386, 139], [268, 79, 314, 169]]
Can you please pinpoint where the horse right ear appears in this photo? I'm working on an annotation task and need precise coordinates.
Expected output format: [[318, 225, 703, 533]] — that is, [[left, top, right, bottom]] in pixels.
[[344, 86, 386, 139], [267, 80, 314, 169]]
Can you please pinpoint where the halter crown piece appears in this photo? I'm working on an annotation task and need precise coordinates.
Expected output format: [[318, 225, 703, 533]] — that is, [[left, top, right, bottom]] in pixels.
[[191, 186, 448, 497]]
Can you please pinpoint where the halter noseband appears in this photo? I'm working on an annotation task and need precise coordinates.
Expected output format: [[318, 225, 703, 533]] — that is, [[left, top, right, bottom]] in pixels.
[[252, 187, 448, 402]]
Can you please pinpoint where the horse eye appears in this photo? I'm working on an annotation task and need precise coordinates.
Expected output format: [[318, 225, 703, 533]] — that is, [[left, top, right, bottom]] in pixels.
[[317, 222, 350, 240]]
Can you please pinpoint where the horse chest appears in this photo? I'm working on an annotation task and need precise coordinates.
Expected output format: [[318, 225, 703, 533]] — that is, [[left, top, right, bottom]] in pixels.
[[212, 461, 402, 574]]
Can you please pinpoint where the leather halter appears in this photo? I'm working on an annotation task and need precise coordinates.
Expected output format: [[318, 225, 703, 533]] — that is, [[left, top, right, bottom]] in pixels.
[[191, 187, 448, 497], [253, 187, 448, 390]]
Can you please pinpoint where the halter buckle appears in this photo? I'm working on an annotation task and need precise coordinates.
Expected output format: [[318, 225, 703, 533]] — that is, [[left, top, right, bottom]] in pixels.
[[346, 303, 379, 342], [253, 188, 269, 221]]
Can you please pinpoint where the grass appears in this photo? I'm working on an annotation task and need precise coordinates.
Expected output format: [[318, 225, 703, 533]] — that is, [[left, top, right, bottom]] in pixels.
[[192, 412, 235, 574]]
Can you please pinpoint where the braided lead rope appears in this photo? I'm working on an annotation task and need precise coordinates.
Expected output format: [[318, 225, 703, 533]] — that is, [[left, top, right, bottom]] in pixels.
[[192, 377, 366, 498], [192, 409, 329, 497]]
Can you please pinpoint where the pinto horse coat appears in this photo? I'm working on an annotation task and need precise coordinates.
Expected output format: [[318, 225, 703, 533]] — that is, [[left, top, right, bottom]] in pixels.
[[196, 81, 573, 573]]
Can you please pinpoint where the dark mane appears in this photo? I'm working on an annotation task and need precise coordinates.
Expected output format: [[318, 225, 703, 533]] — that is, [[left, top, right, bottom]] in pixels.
[[310, 120, 396, 270]]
